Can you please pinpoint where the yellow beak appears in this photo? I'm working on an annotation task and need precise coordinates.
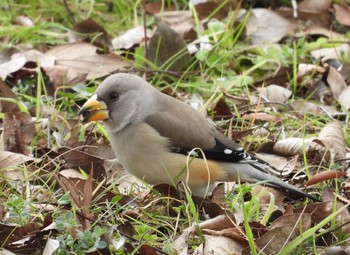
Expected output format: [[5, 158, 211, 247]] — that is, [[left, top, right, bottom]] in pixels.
[[79, 94, 109, 122]]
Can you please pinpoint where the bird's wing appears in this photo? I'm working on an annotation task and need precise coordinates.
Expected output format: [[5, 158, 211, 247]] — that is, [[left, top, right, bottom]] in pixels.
[[144, 95, 255, 163]]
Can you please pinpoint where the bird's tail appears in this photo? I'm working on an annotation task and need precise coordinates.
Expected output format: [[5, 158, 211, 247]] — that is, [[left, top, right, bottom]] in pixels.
[[224, 161, 319, 201]]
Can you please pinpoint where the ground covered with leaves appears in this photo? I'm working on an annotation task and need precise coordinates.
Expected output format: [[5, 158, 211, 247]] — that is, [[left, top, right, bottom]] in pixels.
[[1, 0, 350, 254]]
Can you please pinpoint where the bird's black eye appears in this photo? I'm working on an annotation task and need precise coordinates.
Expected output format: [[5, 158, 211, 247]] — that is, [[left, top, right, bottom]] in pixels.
[[109, 92, 119, 101]]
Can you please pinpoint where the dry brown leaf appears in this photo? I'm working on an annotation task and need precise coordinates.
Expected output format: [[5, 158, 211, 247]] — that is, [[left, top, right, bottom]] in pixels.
[[297, 63, 326, 77], [0, 80, 20, 113], [13, 15, 34, 27], [154, 11, 196, 40], [252, 186, 285, 206], [144, 2, 176, 14], [295, 202, 334, 223], [0, 151, 36, 169], [2, 112, 36, 154], [257, 84, 292, 103], [338, 86, 350, 110], [245, 9, 294, 44], [147, 23, 190, 72], [270, 213, 312, 232], [203, 235, 243, 255], [327, 66, 348, 99], [318, 121, 346, 162], [193, 0, 239, 20], [311, 43, 350, 62], [69, 19, 112, 51], [273, 137, 313, 156], [242, 226, 297, 255], [333, 4, 350, 26], [290, 99, 323, 114], [298, 0, 332, 13], [112, 26, 150, 50], [58, 147, 106, 181], [11, 49, 55, 68], [242, 112, 280, 122], [43, 42, 131, 86], [0, 56, 26, 80], [253, 153, 299, 176]]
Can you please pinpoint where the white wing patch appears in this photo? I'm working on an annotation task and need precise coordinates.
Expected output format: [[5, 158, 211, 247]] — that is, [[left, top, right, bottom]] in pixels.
[[224, 149, 233, 154]]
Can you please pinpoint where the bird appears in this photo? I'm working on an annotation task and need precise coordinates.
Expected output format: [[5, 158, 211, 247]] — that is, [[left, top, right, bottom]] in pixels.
[[79, 73, 317, 201]]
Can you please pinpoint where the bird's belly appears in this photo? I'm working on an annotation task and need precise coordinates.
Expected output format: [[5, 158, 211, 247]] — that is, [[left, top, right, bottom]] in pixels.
[[108, 123, 227, 193]]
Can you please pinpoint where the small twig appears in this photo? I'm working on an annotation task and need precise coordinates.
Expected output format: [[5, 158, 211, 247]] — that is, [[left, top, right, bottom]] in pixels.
[[142, 0, 148, 59], [63, 0, 76, 24]]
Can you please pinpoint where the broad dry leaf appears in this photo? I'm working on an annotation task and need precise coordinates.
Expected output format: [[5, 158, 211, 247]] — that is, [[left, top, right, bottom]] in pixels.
[[13, 15, 34, 26], [245, 9, 294, 44], [112, 26, 150, 50], [154, 11, 195, 39], [334, 4, 350, 26], [327, 66, 348, 99], [0, 56, 26, 80], [243, 226, 297, 255], [147, 23, 190, 72], [2, 112, 36, 154], [0, 151, 37, 180], [318, 121, 346, 162], [298, 0, 332, 13], [273, 137, 313, 156], [297, 63, 326, 77], [252, 186, 285, 206], [192, 0, 239, 20], [203, 235, 243, 255], [257, 84, 292, 103], [0, 80, 20, 113], [253, 153, 299, 176], [44, 42, 131, 85], [11, 49, 55, 67], [42, 238, 60, 255], [338, 86, 350, 110], [290, 99, 323, 114], [270, 213, 312, 232], [69, 19, 112, 51], [311, 43, 350, 62]]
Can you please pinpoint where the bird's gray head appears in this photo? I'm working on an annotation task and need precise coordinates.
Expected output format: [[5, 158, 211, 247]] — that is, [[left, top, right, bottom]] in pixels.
[[79, 73, 157, 133]]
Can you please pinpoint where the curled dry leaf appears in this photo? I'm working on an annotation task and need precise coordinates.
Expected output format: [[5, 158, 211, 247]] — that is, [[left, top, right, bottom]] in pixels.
[[257, 84, 292, 103], [326, 66, 348, 99], [0, 80, 21, 113], [0, 56, 26, 80], [43, 42, 131, 86], [273, 137, 313, 156], [12, 15, 34, 27], [290, 99, 323, 115], [69, 19, 112, 51], [0, 151, 37, 180], [270, 213, 312, 232], [245, 8, 294, 44], [253, 153, 299, 176], [112, 26, 151, 50], [154, 11, 196, 40], [338, 86, 350, 110], [318, 121, 346, 162], [147, 23, 190, 72], [306, 170, 346, 186], [297, 63, 326, 77], [333, 4, 350, 26], [203, 235, 244, 255], [311, 43, 350, 62], [3, 112, 36, 155], [298, 0, 332, 13]]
